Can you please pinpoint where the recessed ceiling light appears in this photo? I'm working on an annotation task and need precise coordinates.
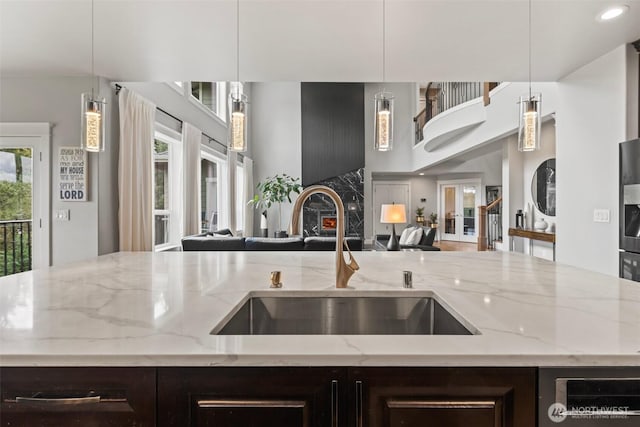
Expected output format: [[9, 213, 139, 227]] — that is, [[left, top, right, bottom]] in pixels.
[[418, 172, 425, 176], [597, 5, 629, 21]]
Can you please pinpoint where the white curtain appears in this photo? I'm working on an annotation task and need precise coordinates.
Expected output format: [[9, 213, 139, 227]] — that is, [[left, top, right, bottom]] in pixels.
[[242, 157, 254, 237], [182, 122, 202, 236], [118, 88, 156, 251]]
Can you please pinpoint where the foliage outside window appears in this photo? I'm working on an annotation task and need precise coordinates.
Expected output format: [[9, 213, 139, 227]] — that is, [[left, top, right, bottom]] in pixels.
[[153, 140, 170, 246], [0, 148, 33, 276]]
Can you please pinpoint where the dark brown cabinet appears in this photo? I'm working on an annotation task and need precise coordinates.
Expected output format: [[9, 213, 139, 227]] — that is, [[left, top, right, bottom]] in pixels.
[[0, 367, 156, 426], [0, 366, 536, 426], [157, 367, 346, 427], [351, 367, 536, 427], [157, 367, 535, 427]]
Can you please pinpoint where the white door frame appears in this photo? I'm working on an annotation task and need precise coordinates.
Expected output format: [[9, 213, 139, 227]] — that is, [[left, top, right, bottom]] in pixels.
[[437, 178, 482, 243], [0, 123, 51, 268]]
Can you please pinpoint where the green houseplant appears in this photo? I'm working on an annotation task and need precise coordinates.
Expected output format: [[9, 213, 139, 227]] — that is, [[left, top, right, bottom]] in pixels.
[[415, 207, 426, 225], [249, 174, 302, 237], [429, 212, 438, 228]]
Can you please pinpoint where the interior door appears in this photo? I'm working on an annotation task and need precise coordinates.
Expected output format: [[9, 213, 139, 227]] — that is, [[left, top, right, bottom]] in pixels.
[[440, 182, 480, 243], [372, 182, 409, 238], [441, 185, 459, 241], [0, 134, 48, 275]]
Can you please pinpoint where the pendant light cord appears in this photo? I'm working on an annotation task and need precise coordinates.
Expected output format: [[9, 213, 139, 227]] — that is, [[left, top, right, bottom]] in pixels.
[[382, 0, 386, 84], [528, 0, 532, 99], [236, 0, 240, 96], [91, 0, 95, 97]]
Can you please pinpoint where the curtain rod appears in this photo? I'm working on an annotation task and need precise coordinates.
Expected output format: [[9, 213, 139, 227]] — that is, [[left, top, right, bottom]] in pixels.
[[114, 83, 227, 151]]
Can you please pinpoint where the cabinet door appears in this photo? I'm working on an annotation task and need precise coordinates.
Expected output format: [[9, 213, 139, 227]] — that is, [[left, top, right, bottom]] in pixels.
[[0, 367, 156, 427], [158, 367, 345, 427], [351, 367, 536, 427]]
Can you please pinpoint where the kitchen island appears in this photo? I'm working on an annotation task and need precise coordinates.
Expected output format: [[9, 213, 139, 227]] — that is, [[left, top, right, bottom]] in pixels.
[[0, 250, 638, 367], [0, 251, 639, 426]]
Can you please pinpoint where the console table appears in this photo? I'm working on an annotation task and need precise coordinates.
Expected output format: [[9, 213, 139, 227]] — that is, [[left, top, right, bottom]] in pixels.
[[508, 228, 556, 261]]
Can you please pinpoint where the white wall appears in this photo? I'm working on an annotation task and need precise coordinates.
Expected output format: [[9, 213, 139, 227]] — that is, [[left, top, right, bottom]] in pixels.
[[363, 83, 416, 239], [250, 82, 302, 235], [627, 44, 639, 140], [556, 45, 629, 275], [502, 134, 524, 253], [368, 175, 437, 236], [0, 76, 118, 265]]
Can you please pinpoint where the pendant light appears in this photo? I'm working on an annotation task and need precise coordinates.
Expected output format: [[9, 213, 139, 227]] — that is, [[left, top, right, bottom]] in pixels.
[[374, 0, 394, 152], [81, 0, 106, 152], [229, 0, 248, 152], [518, 0, 541, 152]]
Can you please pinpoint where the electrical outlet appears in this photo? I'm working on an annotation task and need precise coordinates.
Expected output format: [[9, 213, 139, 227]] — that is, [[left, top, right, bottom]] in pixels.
[[593, 209, 610, 223], [55, 209, 70, 221]]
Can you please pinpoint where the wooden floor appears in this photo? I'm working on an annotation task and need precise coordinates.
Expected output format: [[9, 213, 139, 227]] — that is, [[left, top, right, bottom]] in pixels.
[[434, 240, 478, 252]]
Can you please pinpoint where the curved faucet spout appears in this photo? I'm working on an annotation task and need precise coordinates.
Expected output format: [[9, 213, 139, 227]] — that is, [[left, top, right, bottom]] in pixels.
[[288, 185, 360, 288]]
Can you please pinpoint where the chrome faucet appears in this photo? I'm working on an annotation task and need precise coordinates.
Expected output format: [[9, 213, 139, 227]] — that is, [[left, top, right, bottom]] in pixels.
[[288, 185, 360, 288]]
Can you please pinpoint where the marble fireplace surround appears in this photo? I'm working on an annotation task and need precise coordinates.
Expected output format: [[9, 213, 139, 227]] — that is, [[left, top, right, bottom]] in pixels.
[[302, 168, 364, 238]]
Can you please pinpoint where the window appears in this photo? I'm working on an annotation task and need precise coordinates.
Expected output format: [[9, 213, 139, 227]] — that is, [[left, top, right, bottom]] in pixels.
[[201, 157, 219, 233], [236, 162, 244, 234], [153, 127, 182, 250], [201, 149, 228, 233], [189, 81, 227, 122]]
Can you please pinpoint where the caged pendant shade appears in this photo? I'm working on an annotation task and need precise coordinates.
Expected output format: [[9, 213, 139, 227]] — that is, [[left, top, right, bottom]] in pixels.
[[374, 92, 394, 151], [81, 93, 106, 152], [228, 91, 248, 152], [518, 94, 541, 152]]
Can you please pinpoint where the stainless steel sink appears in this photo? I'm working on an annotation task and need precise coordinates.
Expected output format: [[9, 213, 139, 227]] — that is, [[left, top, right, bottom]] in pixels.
[[211, 292, 477, 335]]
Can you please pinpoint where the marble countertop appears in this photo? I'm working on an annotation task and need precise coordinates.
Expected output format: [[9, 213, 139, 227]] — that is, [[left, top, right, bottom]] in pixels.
[[0, 251, 639, 367]]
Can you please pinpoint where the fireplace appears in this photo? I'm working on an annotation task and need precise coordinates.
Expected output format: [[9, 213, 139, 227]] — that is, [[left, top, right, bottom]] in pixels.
[[321, 216, 337, 232]]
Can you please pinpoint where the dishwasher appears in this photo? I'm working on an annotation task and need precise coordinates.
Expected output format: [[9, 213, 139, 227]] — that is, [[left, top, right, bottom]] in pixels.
[[539, 367, 640, 426]]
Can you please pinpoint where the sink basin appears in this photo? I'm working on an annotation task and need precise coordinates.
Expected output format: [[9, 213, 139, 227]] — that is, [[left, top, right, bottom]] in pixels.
[[211, 292, 477, 335]]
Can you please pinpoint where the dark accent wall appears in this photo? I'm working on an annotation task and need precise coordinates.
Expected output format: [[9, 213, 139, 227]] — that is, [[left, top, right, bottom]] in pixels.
[[301, 83, 365, 186]]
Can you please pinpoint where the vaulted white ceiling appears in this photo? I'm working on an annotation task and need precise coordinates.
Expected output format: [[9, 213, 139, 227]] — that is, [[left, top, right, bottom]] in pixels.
[[1, 0, 639, 82]]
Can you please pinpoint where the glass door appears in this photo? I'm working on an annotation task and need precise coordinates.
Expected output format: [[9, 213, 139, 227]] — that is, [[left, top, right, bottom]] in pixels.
[[460, 184, 479, 243], [440, 181, 480, 243], [441, 185, 459, 241]]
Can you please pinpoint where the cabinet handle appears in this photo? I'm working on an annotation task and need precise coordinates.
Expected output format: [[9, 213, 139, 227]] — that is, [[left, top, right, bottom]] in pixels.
[[355, 380, 363, 427], [15, 396, 101, 405], [331, 380, 338, 427]]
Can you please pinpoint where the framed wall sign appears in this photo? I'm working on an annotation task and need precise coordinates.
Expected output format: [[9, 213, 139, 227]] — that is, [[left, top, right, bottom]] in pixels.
[[58, 147, 87, 201]]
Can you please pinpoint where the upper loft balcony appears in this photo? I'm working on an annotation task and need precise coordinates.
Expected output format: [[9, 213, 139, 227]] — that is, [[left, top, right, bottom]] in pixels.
[[411, 81, 558, 172], [414, 82, 499, 151]]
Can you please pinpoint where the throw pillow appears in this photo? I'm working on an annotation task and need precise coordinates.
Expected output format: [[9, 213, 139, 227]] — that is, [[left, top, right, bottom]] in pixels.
[[406, 227, 424, 246], [398, 226, 417, 245]]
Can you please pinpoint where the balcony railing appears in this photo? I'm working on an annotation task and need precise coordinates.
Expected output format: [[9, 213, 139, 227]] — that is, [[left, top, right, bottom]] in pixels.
[[414, 82, 499, 144], [1, 220, 32, 277]]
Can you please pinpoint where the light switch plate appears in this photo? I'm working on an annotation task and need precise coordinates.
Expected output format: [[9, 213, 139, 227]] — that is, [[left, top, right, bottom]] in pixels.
[[593, 209, 610, 223], [55, 209, 70, 221]]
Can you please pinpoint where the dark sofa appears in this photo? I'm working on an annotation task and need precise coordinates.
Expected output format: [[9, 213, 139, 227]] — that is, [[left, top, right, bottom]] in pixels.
[[182, 233, 363, 252]]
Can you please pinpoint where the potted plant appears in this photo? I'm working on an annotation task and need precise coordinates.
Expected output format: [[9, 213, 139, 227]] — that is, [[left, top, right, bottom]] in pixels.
[[429, 212, 438, 228], [249, 174, 302, 238], [415, 207, 426, 225]]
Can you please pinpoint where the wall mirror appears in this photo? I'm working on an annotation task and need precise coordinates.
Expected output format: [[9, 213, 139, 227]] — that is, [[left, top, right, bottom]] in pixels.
[[531, 158, 556, 216]]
